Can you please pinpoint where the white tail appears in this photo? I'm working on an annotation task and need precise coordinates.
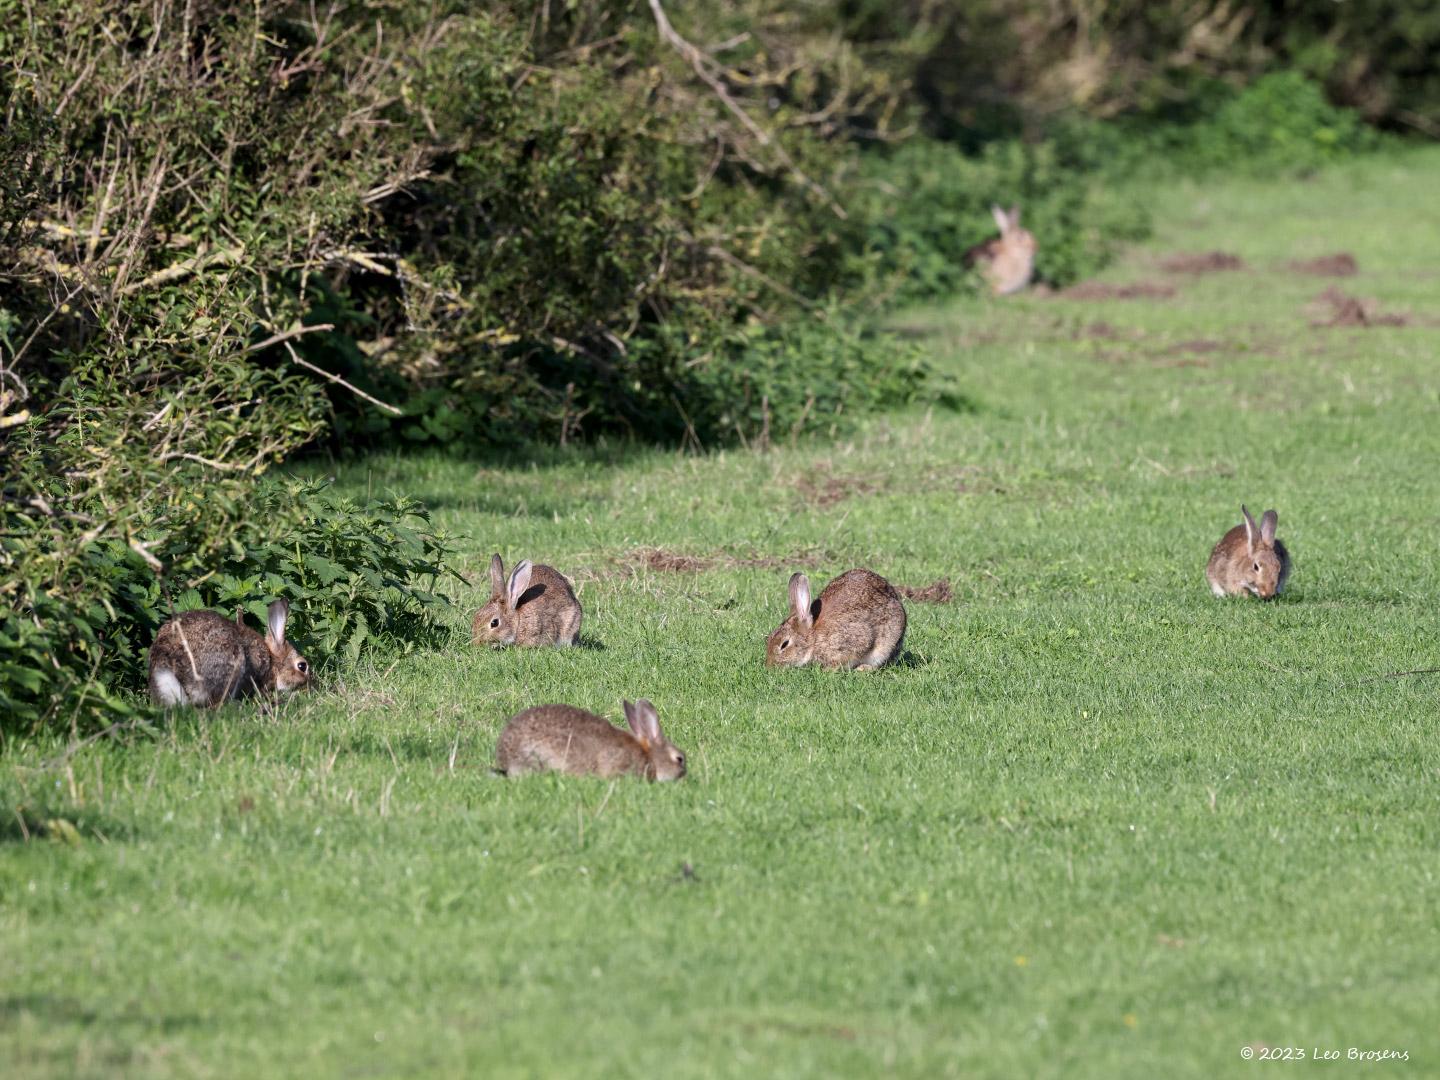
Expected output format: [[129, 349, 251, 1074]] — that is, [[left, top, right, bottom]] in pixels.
[[152, 668, 189, 706]]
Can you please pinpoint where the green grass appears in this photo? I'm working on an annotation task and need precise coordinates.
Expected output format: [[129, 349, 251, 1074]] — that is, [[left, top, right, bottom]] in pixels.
[[5, 147, 1440, 1078]]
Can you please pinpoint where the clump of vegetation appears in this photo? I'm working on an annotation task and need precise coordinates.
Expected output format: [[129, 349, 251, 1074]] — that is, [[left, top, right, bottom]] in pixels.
[[1, 467, 459, 740]]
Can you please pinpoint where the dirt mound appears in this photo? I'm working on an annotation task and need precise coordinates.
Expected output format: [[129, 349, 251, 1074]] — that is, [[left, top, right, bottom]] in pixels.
[[897, 578, 954, 604], [1059, 281, 1176, 301], [1310, 287, 1409, 328], [1160, 251, 1246, 273], [1288, 253, 1358, 277]]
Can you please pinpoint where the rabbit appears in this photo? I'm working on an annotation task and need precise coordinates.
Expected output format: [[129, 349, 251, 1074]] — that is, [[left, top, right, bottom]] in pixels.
[[963, 204, 1037, 296], [148, 599, 312, 707], [766, 567, 907, 671], [495, 699, 687, 781], [1206, 505, 1291, 599], [472, 554, 582, 647]]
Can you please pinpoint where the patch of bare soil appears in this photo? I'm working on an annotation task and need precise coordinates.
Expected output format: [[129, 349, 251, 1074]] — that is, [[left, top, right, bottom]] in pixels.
[[1166, 339, 1226, 355], [1287, 252, 1358, 277], [618, 547, 820, 576], [793, 463, 1002, 509], [897, 578, 954, 604], [1159, 251, 1246, 273], [794, 468, 883, 509], [1059, 281, 1177, 301], [1310, 286, 1410, 328], [1081, 321, 1124, 339]]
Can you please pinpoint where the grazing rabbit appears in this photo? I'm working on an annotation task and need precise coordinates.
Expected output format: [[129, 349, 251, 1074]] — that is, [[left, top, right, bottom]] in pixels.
[[472, 554, 582, 647], [1207, 505, 1291, 598], [148, 599, 312, 707], [495, 700, 687, 781], [766, 568, 907, 671], [963, 204, 1037, 296]]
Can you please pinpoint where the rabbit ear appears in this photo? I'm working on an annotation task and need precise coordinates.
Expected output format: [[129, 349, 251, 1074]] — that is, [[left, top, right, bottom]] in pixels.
[[489, 554, 505, 599], [991, 204, 1010, 234], [266, 599, 289, 646], [507, 560, 533, 610], [623, 699, 662, 744], [1260, 509, 1278, 545], [789, 573, 813, 628], [1240, 505, 1259, 552], [1008, 204, 1022, 228]]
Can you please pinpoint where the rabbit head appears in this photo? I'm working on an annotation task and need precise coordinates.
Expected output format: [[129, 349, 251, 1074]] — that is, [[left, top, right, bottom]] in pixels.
[[766, 572, 817, 667], [265, 599, 312, 693], [1238, 505, 1285, 599], [474, 554, 533, 646], [623, 699, 687, 782]]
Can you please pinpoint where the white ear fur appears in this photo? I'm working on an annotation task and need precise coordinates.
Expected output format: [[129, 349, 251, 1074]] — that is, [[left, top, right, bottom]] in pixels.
[[1260, 510, 1278, 545], [789, 573, 813, 628], [507, 560, 533, 610], [623, 699, 662, 744], [991, 204, 1010, 234], [266, 599, 289, 646], [1240, 506, 1259, 552]]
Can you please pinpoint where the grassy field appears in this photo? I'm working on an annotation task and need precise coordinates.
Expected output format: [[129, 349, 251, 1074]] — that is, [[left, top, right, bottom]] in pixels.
[[5, 148, 1440, 1078]]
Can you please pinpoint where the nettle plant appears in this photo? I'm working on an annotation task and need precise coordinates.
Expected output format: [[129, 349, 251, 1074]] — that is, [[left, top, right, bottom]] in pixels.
[[154, 478, 464, 669]]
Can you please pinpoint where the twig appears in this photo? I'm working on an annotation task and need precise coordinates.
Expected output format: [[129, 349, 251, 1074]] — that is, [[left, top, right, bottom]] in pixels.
[[282, 341, 403, 415], [245, 323, 335, 354]]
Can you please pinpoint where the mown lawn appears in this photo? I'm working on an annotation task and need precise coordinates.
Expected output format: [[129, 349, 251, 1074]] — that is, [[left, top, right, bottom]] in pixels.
[[4, 149, 1439, 1079]]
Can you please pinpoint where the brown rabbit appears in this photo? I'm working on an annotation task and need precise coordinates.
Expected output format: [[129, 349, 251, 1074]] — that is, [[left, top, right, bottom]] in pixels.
[[963, 204, 1037, 296], [494, 700, 686, 781], [472, 554, 582, 647], [766, 568, 907, 671], [1206, 505, 1291, 598], [148, 599, 312, 707]]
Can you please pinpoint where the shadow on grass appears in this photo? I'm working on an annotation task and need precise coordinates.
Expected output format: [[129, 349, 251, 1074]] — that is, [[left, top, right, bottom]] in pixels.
[[0, 993, 203, 1032]]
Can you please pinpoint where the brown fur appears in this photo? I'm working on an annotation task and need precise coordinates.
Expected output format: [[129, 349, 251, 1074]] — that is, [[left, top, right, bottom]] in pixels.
[[1206, 506, 1291, 599], [472, 554, 582, 647], [766, 567, 907, 671], [147, 601, 311, 708], [494, 701, 686, 781], [962, 204, 1037, 296]]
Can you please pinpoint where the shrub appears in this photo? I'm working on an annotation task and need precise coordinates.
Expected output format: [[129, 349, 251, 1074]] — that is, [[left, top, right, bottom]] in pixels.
[[0, 468, 460, 741]]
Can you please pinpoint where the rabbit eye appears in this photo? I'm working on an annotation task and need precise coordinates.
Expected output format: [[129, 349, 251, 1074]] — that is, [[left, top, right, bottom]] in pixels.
[[1253, 562, 1260, 572], [675, 753, 685, 767], [296, 660, 308, 674], [781, 639, 790, 649], [490, 618, 500, 628]]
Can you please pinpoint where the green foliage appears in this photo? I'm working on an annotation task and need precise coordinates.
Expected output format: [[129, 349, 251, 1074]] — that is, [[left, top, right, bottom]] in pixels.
[[0, 468, 460, 740], [854, 139, 1151, 300], [161, 479, 461, 666], [1053, 72, 1381, 182]]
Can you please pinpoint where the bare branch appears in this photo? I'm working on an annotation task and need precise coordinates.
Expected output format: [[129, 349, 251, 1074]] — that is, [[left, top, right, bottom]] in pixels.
[[646, 0, 846, 219], [282, 340, 403, 415]]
